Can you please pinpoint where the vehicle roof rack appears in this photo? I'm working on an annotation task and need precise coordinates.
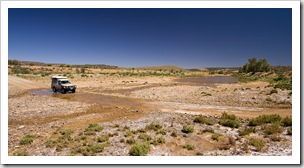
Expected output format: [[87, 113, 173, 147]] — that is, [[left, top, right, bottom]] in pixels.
[[51, 76, 67, 79]]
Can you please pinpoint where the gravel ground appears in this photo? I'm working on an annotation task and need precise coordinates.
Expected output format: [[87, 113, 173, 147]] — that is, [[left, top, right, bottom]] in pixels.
[[8, 74, 292, 156]]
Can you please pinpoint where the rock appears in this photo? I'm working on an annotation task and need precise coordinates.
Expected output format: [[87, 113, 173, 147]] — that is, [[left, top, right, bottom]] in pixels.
[[18, 125, 25, 129]]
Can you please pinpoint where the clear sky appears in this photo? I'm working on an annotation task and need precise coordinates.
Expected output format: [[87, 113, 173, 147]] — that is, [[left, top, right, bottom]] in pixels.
[[8, 8, 292, 68]]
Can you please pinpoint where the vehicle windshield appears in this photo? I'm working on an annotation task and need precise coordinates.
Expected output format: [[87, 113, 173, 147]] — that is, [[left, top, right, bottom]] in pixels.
[[60, 81, 70, 84]]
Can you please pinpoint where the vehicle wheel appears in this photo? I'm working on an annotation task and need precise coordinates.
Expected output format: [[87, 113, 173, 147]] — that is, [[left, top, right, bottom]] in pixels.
[[72, 89, 76, 93], [62, 89, 66, 94], [52, 87, 57, 93]]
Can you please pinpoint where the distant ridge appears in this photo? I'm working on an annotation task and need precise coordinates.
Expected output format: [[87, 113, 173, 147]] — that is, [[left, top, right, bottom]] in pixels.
[[135, 65, 185, 71]]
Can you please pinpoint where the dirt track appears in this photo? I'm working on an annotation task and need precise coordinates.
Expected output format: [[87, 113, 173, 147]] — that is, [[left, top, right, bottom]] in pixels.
[[8, 75, 48, 90]]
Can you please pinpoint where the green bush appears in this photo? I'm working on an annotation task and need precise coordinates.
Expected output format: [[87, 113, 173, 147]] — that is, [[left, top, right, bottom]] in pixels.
[[70, 143, 108, 156], [138, 133, 152, 141], [193, 115, 214, 125], [97, 134, 109, 143], [281, 116, 292, 127], [221, 112, 237, 120], [19, 134, 36, 145], [124, 130, 133, 137], [211, 133, 221, 141], [239, 127, 256, 136], [151, 137, 166, 145], [11, 66, 30, 74], [248, 114, 282, 126], [46, 139, 56, 148], [85, 123, 103, 132], [181, 125, 194, 134], [269, 89, 278, 95], [249, 138, 265, 152], [170, 131, 177, 137], [129, 142, 150, 156], [156, 129, 167, 135], [263, 123, 283, 135], [183, 144, 195, 150], [145, 123, 162, 131], [219, 119, 240, 128]]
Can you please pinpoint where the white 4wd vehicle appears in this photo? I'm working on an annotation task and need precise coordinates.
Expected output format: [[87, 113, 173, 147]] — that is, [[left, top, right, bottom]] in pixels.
[[51, 76, 77, 94]]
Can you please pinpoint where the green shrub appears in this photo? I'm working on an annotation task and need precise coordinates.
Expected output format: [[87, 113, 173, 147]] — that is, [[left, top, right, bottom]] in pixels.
[[129, 142, 150, 156], [219, 119, 240, 128], [138, 133, 152, 141], [151, 137, 166, 145], [248, 114, 281, 126], [249, 138, 265, 152], [281, 116, 292, 127], [263, 123, 283, 135], [181, 125, 194, 134], [193, 115, 214, 125], [145, 123, 162, 131], [211, 133, 221, 141], [85, 123, 103, 132], [170, 131, 177, 137], [269, 89, 278, 95], [274, 83, 292, 90], [46, 139, 56, 148], [19, 134, 36, 145], [97, 134, 109, 143], [183, 144, 195, 150], [156, 129, 167, 135], [70, 143, 108, 156], [114, 124, 120, 128], [221, 112, 237, 120], [59, 129, 74, 136], [239, 127, 256, 136], [124, 130, 133, 137], [11, 66, 30, 74]]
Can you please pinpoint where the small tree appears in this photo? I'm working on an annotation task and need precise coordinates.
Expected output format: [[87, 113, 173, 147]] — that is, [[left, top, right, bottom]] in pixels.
[[240, 58, 270, 74]]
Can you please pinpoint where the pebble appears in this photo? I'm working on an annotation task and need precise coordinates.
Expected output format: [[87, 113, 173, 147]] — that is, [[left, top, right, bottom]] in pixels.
[[18, 125, 25, 129]]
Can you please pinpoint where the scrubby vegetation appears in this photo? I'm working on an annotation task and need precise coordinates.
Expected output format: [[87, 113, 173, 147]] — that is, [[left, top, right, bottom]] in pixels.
[[183, 144, 195, 150], [129, 142, 150, 156], [19, 134, 36, 145], [211, 133, 221, 141], [239, 127, 256, 136], [248, 114, 281, 126], [249, 138, 265, 152], [181, 125, 194, 134], [85, 123, 103, 132], [218, 112, 240, 128], [194, 115, 214, 125]]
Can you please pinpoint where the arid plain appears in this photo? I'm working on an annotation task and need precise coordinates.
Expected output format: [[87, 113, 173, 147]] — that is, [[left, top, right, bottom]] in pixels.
[[8, 64, 292, 156]]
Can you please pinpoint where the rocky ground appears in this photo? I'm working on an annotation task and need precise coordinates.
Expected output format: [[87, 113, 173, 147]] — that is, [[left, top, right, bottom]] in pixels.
[[8, 74, 292, 156]]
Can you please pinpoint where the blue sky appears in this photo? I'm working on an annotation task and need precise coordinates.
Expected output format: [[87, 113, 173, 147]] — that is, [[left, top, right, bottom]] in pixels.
[[8, 8, 291, 68]]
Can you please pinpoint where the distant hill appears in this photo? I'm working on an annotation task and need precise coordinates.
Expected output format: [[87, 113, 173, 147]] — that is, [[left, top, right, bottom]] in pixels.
[[135, 65, 185, 71]]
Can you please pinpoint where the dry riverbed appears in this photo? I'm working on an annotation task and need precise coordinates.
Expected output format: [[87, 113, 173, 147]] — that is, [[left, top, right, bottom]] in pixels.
[[8, 74, 292, 156]]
